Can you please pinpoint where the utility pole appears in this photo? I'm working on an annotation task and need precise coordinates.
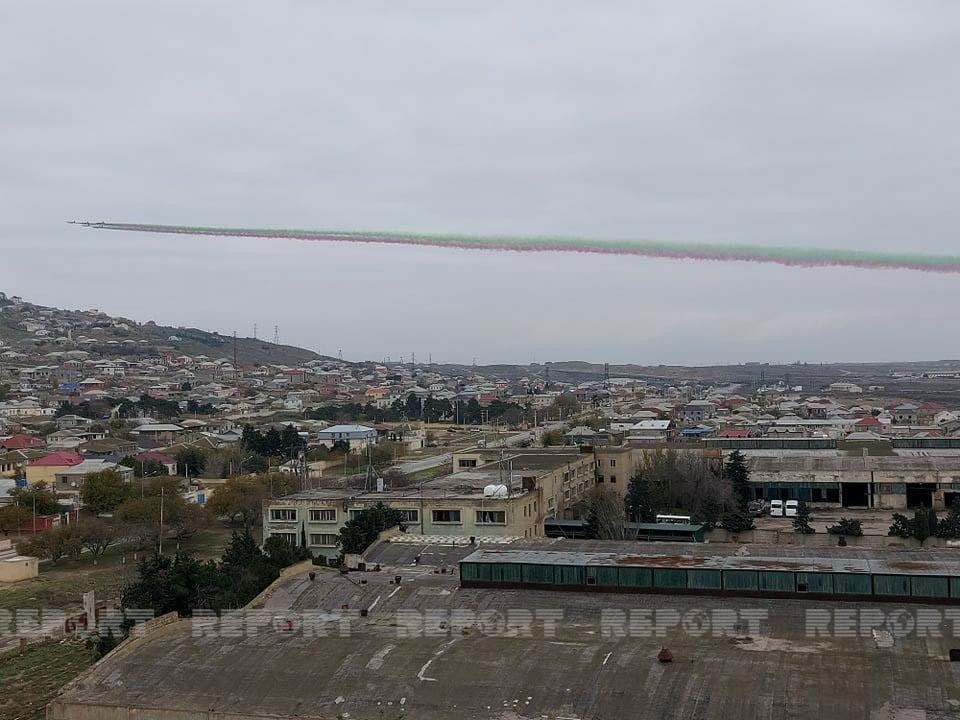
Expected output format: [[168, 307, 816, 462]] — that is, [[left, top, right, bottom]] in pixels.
[[158, 486, 164, 555], [233, 331, 238, 369], [253, 323, 258, 340]]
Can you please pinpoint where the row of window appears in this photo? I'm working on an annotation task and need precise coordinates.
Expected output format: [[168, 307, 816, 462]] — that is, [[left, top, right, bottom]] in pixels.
[[269, 507, 506, 525]]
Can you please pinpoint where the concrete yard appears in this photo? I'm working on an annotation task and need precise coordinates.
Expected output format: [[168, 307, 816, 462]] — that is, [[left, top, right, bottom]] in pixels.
[[48, 540, 960, 720]]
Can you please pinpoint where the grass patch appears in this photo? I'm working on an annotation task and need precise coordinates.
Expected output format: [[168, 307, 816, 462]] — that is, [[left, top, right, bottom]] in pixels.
[[0, 524, 244, 614], [0, 639, 97, 720]]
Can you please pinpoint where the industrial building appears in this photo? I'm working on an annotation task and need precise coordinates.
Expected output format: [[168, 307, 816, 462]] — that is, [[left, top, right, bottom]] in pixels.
[[749, 456, 960, 509], [48, 538, 960, 720], [459, 548, 960, 603]]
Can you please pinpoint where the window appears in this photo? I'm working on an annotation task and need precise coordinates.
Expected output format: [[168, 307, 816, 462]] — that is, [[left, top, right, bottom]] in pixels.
[[432, 509, 461, 523], [397, 509, 419, 523], [349, 509, 365, 520], [309, 533, 338, 547], [610, 475, 617, 483], [458, 459, 477, 468], [476, 510, 506, 524], [271, 532, 297, 545], [270, 508, 296, 522], [610, 459, 616, 467], [309, 509, 336, 522]]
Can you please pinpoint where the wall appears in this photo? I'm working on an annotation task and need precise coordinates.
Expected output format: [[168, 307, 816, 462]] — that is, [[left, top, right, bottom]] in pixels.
[[0, 555, 38, 582]]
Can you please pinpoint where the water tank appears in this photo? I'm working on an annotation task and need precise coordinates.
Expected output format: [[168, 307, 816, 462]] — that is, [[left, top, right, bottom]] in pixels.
[[483, 484, 497, 497], [491, 484, 508, 498]]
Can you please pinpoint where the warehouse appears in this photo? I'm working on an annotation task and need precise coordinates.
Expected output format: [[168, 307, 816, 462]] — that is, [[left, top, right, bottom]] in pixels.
[[459, 548, 960, 603]]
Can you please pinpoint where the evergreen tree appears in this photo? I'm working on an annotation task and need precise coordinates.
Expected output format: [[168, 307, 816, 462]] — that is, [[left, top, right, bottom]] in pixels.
[[624, 475, 657, 523], [723, 450, 751, 508], [792, 501, 815, 534], [936, 505, 960, 539]]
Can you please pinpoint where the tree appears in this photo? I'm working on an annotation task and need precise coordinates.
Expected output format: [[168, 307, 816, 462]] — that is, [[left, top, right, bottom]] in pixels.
[[80, 469, 130, 515], [827, 517, 863, 536], [120, 456, 168, 478], [382, 467, 410, 489], [551, 393, 580, 419], [792, 501, 815, 534], [9, 482, 62, 516], [936, 506, 960, 539], [583, 487, 628, 539], [115, 497, 163, 548], [0, 383, 9, 401], [369, 441, 405, 467], [20, 525, 83, 563], [263, 534, 311, 567], [0, 505, 31, 535], [338, 503, 405, 554], [79, 517, 120, 560], [723, 451, 751, 508], [889, 508, 938, 545], [175, 447, 206, 477], [279, 424, 305, 457], [720, 508, 755, 533], [204, 477, 268, 532], [624, 475, 657, 523]]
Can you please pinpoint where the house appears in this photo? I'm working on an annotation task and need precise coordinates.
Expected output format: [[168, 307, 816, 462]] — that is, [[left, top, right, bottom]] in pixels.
[[625, 419, 672, 443], [25, 451, 85, 485], [828, 382, 863, 394], [315, 424, 378, 452], [130, 423, 186, 445], [679, 400, 715, 423], [0, 434, 45, 451], [55, 460, 134, 487], [133, 451, 177, 475], [81, 438, 139, 457], [892, 403, 920, 424]]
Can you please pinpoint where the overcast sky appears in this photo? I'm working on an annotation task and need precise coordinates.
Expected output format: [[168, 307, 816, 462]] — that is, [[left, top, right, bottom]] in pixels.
[[3, 2, 960, 366]]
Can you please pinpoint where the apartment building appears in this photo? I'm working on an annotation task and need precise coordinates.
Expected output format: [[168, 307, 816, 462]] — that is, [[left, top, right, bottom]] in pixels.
[[263, 448, 595, 560]]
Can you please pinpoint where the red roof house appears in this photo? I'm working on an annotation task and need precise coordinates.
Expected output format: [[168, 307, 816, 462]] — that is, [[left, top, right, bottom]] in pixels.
[[0, 434, 46, 451]]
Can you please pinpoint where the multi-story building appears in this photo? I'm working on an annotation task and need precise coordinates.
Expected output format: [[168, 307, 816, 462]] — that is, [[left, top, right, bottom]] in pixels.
[[262, 448, 595, 560]]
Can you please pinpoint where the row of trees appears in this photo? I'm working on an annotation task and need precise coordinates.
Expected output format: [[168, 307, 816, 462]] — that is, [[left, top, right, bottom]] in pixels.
[[122, 532, 310, 616], [585, 449, 756, 538], [241, 425, 306, 459], [305, 394, 548, 427], [890, 507, 960, 544]]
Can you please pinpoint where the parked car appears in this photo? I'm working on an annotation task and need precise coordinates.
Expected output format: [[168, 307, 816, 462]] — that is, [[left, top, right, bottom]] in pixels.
[[770, 499, 784, 517], [748, 499, 769, 516], [785, 500, 799, 517]]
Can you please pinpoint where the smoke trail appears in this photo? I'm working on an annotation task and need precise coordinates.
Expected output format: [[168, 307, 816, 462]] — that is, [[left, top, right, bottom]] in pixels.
[[70, 221, 960, 274]]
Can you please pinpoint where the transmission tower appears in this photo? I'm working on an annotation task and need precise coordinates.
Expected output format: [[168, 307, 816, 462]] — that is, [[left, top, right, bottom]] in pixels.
[[273, 325, 280, 344]]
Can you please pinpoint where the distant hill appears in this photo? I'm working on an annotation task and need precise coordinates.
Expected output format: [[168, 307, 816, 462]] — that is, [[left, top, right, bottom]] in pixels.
[[0, 293, 332, 367]]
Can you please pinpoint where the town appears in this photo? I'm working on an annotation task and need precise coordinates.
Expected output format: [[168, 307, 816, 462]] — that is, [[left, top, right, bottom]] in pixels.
[[3, 292, 960, 717]]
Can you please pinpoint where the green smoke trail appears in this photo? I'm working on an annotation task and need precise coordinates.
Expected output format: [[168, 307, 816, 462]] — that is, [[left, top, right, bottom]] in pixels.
[[71, 221, 960, 273]]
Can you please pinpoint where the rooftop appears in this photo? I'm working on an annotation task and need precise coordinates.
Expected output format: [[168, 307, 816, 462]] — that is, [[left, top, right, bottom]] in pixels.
[[50, 538, 960, 720]]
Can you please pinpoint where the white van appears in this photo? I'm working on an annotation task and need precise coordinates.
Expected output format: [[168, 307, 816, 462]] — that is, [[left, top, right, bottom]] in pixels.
[[769, 500, 784, 517], [785, 500, 799, 517], [656, 514, 692, 524]]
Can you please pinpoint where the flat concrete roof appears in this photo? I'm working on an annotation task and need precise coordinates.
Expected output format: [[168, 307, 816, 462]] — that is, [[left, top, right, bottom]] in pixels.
[[459, 548, 960, 576], [49, 539, 960, 720]]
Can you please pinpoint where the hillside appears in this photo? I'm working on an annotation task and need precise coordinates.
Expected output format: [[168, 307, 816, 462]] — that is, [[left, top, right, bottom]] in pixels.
[[0, 293, 329, 367]]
